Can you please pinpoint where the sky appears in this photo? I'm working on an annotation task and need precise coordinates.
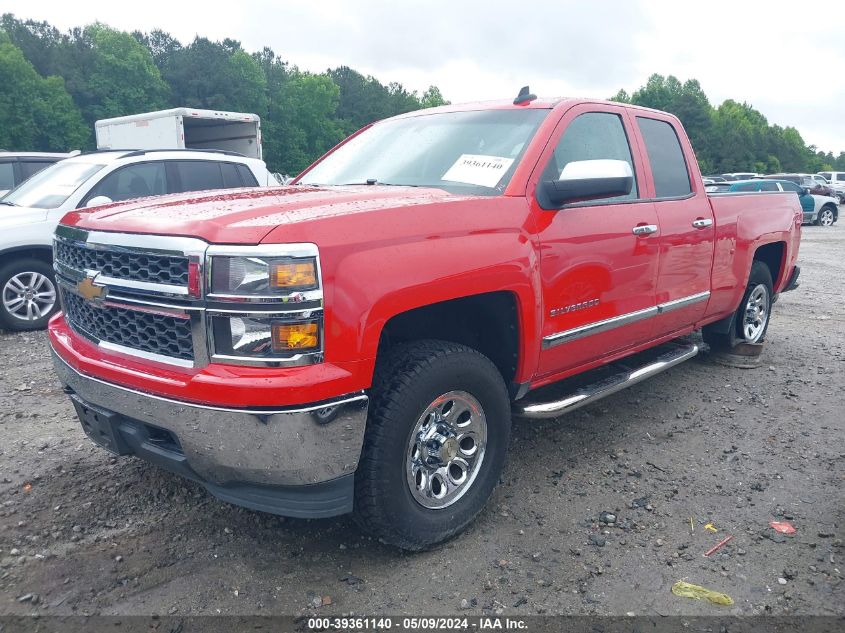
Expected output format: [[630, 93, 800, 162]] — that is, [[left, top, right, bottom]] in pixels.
[[5, 0, 845, 154]]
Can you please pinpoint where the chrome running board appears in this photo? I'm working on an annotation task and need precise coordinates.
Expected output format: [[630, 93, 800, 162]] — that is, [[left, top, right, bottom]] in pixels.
[[513, 342, 699, 419]]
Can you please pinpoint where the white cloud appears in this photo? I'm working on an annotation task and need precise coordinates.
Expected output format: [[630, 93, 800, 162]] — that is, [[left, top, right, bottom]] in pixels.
[[4, 0, 844, 153]]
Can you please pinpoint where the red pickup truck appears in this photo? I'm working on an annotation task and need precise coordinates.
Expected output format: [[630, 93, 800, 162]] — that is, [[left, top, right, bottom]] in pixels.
[[48, 93, 802, 550]]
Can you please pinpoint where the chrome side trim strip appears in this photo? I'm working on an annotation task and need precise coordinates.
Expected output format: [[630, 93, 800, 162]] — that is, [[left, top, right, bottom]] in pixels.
[[657, 291, 710, 314], [542, 291, 710, 349], [52, 350, 367, 416], [515, 343, 699, 419], [543, 306, 658, 349]]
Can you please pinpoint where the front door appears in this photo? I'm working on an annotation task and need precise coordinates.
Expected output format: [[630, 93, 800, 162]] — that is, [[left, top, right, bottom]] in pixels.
[[531, 105, 660, 378]]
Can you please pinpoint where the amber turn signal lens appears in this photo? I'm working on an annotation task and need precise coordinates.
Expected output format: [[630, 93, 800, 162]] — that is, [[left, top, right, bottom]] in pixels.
[[272, 322, 319, 351], [271, 260, 317, 290]]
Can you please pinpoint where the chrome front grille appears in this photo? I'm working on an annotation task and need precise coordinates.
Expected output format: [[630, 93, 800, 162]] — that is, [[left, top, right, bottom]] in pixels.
[[53, 224, 324, 369], [55, 240, 190, 286], [61, 289, 194, 361]]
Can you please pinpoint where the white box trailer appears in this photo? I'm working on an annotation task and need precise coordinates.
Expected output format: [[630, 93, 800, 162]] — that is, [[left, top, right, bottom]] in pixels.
[[95, 108, 262, 159]]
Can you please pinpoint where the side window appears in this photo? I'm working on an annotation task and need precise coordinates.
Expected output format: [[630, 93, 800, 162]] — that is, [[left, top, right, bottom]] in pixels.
[[779, 181, 801, 193], [759, 182, 779, 192], [236, 164, 259, 187], [221, 163, 242, 188], [732, 182, 759, 192], [86, 162, 167, 203], [19, 161, 54, 180], [837, 173, 845, 181], [819, 172, 832, 181], [172, 161, 224, 193], [543, 112, 638, 201], [636, 117, 692, 198], [0, 162, 14, 190]]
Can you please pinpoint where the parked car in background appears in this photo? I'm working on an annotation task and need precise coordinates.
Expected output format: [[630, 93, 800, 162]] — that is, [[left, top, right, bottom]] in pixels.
[[0, 152, 76, 197], [0, 149, 273, 331], [817, 171, 845, 203], [704, 175, 728, 182], [720, 178, 838, 226], [760, 173, 836, 198], [721, 172, 761, 181]]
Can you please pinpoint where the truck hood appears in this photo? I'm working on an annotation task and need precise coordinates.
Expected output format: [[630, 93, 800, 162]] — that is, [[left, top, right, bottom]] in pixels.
[[0, 206, 49, 228], [62, 186, 476, 244]]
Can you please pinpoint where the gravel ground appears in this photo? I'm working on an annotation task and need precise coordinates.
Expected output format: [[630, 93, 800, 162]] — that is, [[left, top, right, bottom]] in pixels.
[[0, 223, 843, 618]]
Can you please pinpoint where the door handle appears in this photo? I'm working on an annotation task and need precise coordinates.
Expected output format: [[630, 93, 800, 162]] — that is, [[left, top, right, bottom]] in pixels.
[[692, 218, 713, 229], [632, 224, 658, 236]]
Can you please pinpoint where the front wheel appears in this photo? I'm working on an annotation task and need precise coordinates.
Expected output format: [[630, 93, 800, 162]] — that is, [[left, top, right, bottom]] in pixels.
[[354, 340, 511, 550], [817, 206, 836, 227], [0, 259, 59, 331]]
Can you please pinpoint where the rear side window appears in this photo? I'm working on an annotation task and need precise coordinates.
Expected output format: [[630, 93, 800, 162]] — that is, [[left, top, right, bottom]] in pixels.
[[172, 161, 224, 193], [221, 163, 242, 188], [543, 112, 638, 201], [636, 117, 692, 198], [779, 181, 801, 193], [20, 161, 54, 180], [0, 162, 14, 190], [819, 172, 832, 180], [236, 164, 259, 186], [759, 182, 778, 191], [86, 162, 167, 203], [733, 182, 759, 192]]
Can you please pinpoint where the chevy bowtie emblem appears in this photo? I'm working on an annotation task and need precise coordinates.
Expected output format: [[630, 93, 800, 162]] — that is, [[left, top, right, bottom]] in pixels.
[[77, 274, 107, 301]]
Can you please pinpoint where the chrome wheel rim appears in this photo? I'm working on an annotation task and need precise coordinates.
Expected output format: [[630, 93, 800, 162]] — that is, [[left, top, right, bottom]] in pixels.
[[2, 272, 56, 322], [742, 284, 769, 343], [819, 209, 834, 226], [406, 390, 487, 509]]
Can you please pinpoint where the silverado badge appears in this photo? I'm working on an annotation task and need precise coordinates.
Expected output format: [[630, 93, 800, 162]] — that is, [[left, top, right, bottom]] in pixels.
[[77, 274, 107, 302]]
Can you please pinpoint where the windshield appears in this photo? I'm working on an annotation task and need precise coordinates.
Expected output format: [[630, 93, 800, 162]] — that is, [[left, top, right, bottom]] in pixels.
[[299, 109, 550, 195], [2, 161, 105, 209]]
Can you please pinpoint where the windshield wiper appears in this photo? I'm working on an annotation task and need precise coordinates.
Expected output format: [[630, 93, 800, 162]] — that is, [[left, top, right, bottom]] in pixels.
[[0, 200, 17, 206]]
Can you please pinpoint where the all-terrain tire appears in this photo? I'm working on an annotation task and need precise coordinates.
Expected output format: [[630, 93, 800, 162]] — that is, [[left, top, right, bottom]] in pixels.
[[703, 260, 773, 350], [353, 340, 511, 551]]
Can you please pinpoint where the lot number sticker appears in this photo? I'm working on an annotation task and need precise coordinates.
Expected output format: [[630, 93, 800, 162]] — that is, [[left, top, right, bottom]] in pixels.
[[442, 154, 515, 188]]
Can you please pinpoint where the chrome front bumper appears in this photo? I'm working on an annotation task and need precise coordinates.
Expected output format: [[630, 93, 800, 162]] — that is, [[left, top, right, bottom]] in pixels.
[[52, 350, 369, 489]]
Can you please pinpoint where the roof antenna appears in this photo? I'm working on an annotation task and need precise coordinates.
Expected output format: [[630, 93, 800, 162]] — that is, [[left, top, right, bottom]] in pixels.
[[513, 86, 537, 105]]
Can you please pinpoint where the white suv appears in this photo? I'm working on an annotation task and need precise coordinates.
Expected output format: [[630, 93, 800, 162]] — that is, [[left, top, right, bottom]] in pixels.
[[0, 149, 274, 330]]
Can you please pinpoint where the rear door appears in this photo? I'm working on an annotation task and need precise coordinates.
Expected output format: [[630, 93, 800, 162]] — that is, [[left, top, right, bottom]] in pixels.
[[633, 115, 714, 333], [532, 103, 660, 377]]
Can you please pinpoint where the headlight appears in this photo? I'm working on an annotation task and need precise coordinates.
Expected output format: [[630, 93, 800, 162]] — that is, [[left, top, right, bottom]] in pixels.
[[211, 315, 321, 359], [206, 244, 323, 364], [210, 255, 319, 296]]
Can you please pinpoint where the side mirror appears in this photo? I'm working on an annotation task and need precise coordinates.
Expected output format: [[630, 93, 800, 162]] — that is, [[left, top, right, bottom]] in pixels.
[[539, 159, 634, 209], [85, 195, 113, 208]]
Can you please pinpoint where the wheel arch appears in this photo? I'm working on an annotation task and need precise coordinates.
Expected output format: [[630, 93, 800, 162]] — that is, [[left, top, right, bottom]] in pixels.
[[0, 245, 54, 268], [375, 290, 523, 394], [752, 241, 786, 291]]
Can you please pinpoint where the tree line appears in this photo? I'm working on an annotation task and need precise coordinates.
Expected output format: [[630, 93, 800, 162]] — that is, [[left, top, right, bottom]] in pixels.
[[2, 14, 843, 176], [612, 75, 845, 174], [0, 14, 447, 174]]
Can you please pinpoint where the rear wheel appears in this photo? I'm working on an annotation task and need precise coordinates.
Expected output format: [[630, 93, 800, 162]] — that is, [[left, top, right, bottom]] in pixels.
[[817, 205, 836, 227], [354, 340, 511, 550], [703, 261, 773, 349], [0, 259, 59, 331]]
